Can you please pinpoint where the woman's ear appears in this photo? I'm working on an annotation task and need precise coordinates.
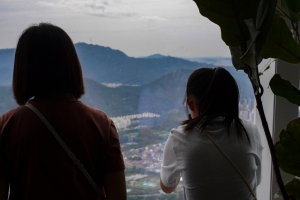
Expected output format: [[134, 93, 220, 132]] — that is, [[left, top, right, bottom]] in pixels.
[[186, 97, 195, 111]]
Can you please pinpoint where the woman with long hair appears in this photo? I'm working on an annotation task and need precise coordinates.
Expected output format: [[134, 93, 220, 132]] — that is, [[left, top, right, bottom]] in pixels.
[[0, 23, 126, 200], [160, 67, 263, 199]]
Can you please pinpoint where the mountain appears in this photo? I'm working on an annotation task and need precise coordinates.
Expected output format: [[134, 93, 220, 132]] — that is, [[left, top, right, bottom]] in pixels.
[[0, 49, 15, 85], [183, 57, 232, 66], [138, 69, 190, 115], [0, 71, 188, 117], [81, 69, 189, 117], [142, 54, 166, 59], [82, 78, 141, 117], [0, 43, 214, 86], [0, 43, 254, 118], [82, 68, 253, 117], [0, 49, 15, 68], [74, 43, 213, 85], [0, 68, 13, 85], [0, 67, 253, 118], [0, 86, 17, 114]]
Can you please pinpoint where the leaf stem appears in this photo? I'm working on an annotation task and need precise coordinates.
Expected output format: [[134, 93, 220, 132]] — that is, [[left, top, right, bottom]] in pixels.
[[255, 88, 296, 200]]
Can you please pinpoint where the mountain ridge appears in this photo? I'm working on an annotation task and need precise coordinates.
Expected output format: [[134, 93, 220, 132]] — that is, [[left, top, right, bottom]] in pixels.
[[0, 43, 213, 86], [0, 43, 253, 118], [74, 43, 212, 85]]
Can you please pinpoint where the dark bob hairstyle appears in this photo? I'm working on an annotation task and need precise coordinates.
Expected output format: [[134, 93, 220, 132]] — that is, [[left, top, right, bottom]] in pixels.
[[182, 67, 249, 142], [13, 23, 84, 105]]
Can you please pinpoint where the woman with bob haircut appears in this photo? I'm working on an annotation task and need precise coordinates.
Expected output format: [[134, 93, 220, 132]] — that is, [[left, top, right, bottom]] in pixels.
[[160, 67, 263, 200], [0, 23, 126, 200]]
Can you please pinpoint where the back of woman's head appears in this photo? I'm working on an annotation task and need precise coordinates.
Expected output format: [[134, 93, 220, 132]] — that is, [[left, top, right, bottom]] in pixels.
[[183, 67, 249, 141], [13, 23, 84, 105]]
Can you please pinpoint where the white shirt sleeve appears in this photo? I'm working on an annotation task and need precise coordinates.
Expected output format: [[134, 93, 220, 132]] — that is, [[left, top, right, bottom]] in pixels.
[[160, 133, 181, 187], [254, 125, 263, 185]]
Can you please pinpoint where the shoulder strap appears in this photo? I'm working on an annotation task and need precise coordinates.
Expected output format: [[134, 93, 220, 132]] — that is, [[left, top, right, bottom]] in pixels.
[[203, 130, 257, 200], [25, 103, 106, 199]]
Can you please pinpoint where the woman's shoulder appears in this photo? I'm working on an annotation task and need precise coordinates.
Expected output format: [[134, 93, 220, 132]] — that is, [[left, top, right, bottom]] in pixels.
[[170, 125, 186, 135], [169, 125, 198, 143], [0, 106, 29, 120], [78, 102, 113, 122], [239, 119, 262, 146], [240, 119, 259, 134], [79, 102, 106, 114], [0, 106, 30, 130]]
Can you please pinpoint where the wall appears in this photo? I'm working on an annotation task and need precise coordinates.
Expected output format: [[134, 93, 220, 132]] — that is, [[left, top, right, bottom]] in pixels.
[[271, 60, 300, 199]]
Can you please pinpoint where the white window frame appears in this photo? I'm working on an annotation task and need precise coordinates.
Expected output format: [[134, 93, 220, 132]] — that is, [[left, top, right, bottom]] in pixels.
[[255, 60, 300, 200]]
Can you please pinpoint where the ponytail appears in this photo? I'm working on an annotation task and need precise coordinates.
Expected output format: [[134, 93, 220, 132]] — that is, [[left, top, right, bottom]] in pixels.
[[181, 67, 250, 144]]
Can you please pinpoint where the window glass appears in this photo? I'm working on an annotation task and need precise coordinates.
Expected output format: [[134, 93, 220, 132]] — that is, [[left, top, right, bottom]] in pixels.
[[255, 60, 276, 200], [0, 0, 264, 199]]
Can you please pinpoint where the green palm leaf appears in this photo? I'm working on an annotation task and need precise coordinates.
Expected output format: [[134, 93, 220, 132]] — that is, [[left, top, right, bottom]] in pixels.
[[284, 0, 300, 14], [193, 0, 260, 47], [262, 15, 300, 63], [276, 0, 300, 22], [285, 178, 300, 200], [270, 74, 300, 106], [275, 117, 300, 176]]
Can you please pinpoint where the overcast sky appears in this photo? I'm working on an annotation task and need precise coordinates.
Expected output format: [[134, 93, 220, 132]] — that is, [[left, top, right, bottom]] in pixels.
[[0, 0, 230, 57]]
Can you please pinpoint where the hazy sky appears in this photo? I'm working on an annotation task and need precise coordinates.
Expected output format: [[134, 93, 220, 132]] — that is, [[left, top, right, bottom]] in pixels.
[[0, 0, 230, 57]]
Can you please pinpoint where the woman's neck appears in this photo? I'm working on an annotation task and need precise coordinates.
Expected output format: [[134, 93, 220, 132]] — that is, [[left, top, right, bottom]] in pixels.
[[34, 93, 76, 100]]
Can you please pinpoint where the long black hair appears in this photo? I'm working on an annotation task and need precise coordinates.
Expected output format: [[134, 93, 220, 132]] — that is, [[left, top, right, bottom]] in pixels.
[[182, 67, 250, 142]]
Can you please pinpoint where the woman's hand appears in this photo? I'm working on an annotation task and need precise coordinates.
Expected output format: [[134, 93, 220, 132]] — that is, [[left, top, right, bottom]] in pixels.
[[160, 178, 179, 194]]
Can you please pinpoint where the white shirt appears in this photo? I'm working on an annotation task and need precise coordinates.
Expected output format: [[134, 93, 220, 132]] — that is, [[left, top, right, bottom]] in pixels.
[[160, 118, 263, 200]]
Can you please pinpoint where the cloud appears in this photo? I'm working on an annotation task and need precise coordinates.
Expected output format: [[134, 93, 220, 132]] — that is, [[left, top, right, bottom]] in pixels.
[[37, 0, 136, 18], [139, 15, 167, 22], [37, 0, 167, 20], [0, 0, 47, 13]]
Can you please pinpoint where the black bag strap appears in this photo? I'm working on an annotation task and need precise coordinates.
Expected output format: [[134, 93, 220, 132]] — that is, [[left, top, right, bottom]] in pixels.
[[25, 103, 106, 199]]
